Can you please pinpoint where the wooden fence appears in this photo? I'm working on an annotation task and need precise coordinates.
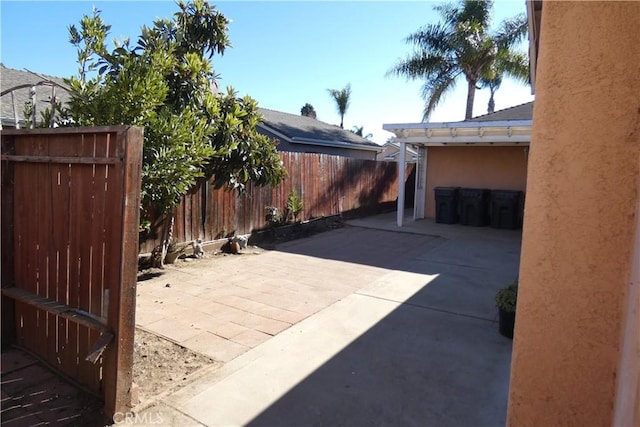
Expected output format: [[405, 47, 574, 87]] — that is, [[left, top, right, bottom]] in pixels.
[[140, 152, 414, 253], [1, 126, 143, 419]]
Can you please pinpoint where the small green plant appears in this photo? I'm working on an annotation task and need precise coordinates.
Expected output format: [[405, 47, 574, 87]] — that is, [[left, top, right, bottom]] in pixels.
[[286, 190, 304, 222], [495, 281, 518, 313]]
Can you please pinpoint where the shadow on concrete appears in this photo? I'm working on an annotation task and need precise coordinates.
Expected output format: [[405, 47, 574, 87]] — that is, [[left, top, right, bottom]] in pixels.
[[246, 226, 520, 426]]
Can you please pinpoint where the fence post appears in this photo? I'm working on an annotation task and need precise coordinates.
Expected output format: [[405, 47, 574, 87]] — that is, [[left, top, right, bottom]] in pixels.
[[102, 126, 143, 419]]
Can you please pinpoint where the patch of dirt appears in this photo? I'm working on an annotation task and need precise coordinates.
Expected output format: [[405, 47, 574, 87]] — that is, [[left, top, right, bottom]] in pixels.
[[133, 328, 219, 404]]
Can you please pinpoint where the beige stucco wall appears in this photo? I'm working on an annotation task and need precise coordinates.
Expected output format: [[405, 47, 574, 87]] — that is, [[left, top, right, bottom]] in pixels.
[[424, 146, 528, 219], [508, 2, 640, 426]]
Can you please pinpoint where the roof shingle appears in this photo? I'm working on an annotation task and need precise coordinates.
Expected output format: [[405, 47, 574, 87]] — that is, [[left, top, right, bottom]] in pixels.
[[258, 108, 379, 147], [465, 101, 533, 122], [1, 64, 72, 126]]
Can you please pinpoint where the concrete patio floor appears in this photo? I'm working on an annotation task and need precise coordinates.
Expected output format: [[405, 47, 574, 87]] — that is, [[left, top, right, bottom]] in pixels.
[[135, 214, 522, 426]]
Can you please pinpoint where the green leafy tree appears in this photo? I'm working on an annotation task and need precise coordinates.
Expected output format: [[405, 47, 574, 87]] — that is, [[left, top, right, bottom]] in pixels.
[[64, 1, 286, 266], [327, 83, 351, 128], [387, 0, 528, 120], [300, 103, 317, 119]]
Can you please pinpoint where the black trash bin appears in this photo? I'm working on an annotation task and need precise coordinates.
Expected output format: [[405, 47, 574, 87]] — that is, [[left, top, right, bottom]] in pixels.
[[490, 190, 523, 229], [458, 188, 490, 226], [434, 187, 459, 224]]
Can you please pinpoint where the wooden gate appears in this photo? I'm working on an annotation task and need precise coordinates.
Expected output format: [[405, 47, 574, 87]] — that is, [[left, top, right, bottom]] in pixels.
[[1, 126, 143, 418]]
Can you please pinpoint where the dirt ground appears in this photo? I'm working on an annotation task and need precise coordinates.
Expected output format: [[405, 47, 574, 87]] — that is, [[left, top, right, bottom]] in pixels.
[[132, 328, 219, 405]]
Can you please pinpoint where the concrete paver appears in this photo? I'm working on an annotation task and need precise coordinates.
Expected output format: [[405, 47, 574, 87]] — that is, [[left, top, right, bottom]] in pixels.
[[135, 216, 521, 426]]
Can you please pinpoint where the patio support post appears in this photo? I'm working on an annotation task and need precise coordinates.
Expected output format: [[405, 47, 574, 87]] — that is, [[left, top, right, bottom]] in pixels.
[[397, 141, 406, 227], [414, 146, 427, 220]]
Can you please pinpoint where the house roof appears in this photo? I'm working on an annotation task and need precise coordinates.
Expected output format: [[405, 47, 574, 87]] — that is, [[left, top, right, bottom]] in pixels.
[[378, 140, 419, 162], [1, 64, 72, 127], [465, 101, 533, 122], [258, 108, 382, 152]]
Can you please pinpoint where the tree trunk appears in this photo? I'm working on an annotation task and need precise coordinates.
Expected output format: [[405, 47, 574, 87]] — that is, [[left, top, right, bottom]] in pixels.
[[340, 114, 344, 129], [488, 92, 496, 114], [465, 79, 477, 120], [151, 211, 175, 269]]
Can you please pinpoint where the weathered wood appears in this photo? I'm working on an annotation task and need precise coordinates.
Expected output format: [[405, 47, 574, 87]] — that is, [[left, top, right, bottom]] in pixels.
[[1, 134, 16, 347], [1, 154, 120, 164], [85, 331, 114, 364], [1, 287, 108, 332], [102, 126, 143, 418], [139, 153, 408, 253], [1, 127, 143, 419]]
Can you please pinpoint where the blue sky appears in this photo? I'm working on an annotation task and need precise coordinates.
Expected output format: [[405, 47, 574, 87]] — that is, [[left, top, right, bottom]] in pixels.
[[0, 1, 533, 144]]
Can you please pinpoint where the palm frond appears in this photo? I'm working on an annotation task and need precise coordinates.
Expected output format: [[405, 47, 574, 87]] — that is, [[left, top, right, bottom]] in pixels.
[[386, 53, 453, 81], [458, 0, 493, 28], [405, 24, 451, 54], [494, 13, 528, 48], [421, 66, 458, 120], [494, 51, 529, 83]]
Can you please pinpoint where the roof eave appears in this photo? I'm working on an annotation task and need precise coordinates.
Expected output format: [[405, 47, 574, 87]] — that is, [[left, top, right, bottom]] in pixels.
[[290, 136, 382, 152], [383, 120, 532, 146]]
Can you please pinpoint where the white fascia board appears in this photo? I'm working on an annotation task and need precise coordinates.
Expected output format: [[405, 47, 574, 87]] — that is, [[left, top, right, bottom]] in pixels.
[[383, 120, 532, 145], [257, 123, 292, 142], [383, 119, 532, 132], [290, 137, 383, 152], [396, 136, 530, 146]]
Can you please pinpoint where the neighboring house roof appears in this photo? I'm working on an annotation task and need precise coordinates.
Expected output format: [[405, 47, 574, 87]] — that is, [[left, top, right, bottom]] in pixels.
[[378, 140, 419, 162], [1, 64, 72, 128], [465, 101, 533, 122], [258, 108, 382, 152], [383, 102, 533, 146]]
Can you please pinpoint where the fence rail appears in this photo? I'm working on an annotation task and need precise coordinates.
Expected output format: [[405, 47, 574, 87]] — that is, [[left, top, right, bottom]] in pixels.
[[140, 152, 414, 253]]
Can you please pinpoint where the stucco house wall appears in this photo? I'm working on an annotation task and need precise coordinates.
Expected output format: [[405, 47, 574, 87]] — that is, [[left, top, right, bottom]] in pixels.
[[508, 1, 640, 426], [424, 146, 528, 219]]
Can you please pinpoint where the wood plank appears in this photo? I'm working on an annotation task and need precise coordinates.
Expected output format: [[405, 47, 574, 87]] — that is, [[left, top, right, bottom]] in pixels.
[[1, 287, 108, 332], [90, 133, 109, 319], [41, 137, 63, 366], [85, 331, 114, 364], [99, 131, 125, 403], [15, 136, 39, 353], [1, 134, 16, 346], [49, 134, 74, 378], [77, 133, 100, 388], [1, 155, 120, 164], [102, 126, 142, 418], [33, 135, 50, 359], [89, 130, 108, 387], [63, 134, 89, 381]]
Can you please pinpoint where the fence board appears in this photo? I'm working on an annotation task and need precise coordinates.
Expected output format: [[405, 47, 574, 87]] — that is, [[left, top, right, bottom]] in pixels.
[[140, 153, 412, 252]]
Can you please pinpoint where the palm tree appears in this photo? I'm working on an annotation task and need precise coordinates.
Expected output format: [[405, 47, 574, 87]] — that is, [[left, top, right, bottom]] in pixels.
[[351, 125, 373, 139], [479, 50, 529, 113], [327, 83, 351, 128], [300, 103, 317, 119], [387, 0, 528, 120]]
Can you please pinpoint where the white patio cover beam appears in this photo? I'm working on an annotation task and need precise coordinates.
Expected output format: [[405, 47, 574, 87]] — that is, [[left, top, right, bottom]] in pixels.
[[397, 141, 406, 227]]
